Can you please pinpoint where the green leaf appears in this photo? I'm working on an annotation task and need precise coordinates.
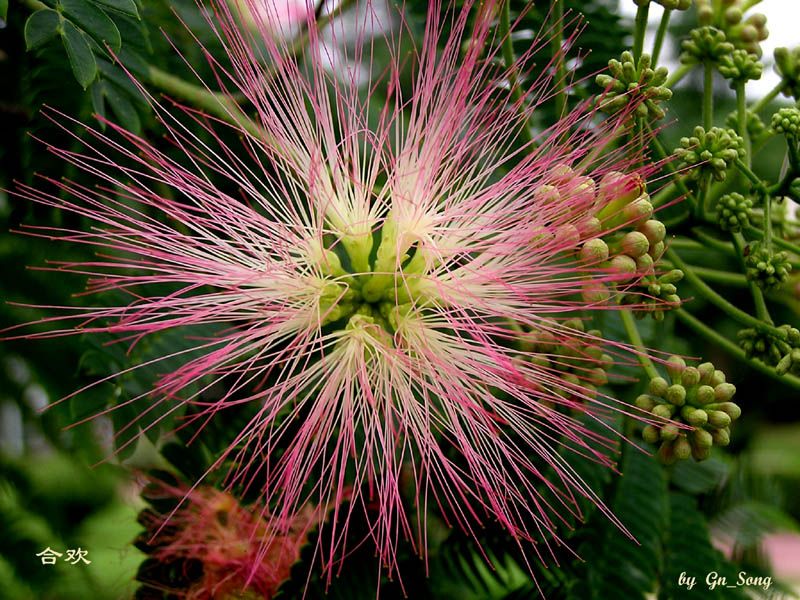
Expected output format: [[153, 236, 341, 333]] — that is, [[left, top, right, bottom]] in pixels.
[[89, 80, 107, 122], [0, 0, 8, 22], [59, 0, 121, 53], [60, 18, 97, 88], [89, 0, 139, 18], [96, 78, 142, 134], [24, 9, 61, 52]]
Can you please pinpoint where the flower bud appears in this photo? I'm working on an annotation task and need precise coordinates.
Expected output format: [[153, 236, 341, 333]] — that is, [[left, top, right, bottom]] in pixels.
[[580, 238, 609, 263], [638, 219, 666, 244], [711, 427, 731, 446], [621, 231, 650, 258], [647, 240, 665, 259], [581, 282, 610, 304], [717, 401, 741, 420], [695, 385, 715, 405], [681, 367, 700, 387], [642, 424, 661, 444], [636, 394, 656, 411], [708, 410, 732, 428], [658, 441, 677, 465], [665, 355, 686, 379], [649, 376, 669, 397], [698, 362, 715, 384], [674, 436, 692, 460], [610, 254, 637, 277], [665, 384, 687, 406], [692, 444, 712, 461], [693, 428, 714, 448], [710, 370, 726, 387], [714, 382, 736, 402], [652, 404, 673, 419], [623, 197, 654, 224], [635, 253, 654, 271], [661, 423, 680, 441], [687, 408, 709, 427]]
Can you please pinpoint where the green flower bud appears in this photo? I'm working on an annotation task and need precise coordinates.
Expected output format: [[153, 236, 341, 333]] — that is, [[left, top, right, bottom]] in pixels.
[[674, 436, 692, 460], [658, 440, 677, 465], [695, 385, 716, 405], [621, 231, 650, 258], [666, 355, 686, 379], [681, 367, 701, 387], [711, 427, 731, 446], [774, 46, 800, 100], [718, 401, 742, 420], [693, 428, 714, 448], [688, 408, 709, 427], [638, 219, 667, 245], [698, 362, 715, 383], [708, 410, 732, 428], [660, 270, 685, 284], [623, 197, 655, 224], [580, 238, 610, 263], [635, 253, 654, 271], [587, 367, 608, 387], [582, 282, 610, 304], [661, 423, 680, 441], [652, 404, 673, 419], [666, 384, 687, 406], [608, 254, 637, 279], [771, 107, 800, 138], [649, 376, 669, 397], [642, 424, 661, 444], [710, 370, 727, 387], [636, 394, 656, 411], [692, 444, 712, 461], [714, 382, 737, 402]]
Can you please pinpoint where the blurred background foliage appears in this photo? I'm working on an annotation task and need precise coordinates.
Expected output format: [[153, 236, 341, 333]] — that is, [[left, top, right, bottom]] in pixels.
[[1, 0, 799, 598]]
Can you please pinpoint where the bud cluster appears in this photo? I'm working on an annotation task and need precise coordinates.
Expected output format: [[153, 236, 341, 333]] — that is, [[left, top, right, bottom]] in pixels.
[[716, 192, 754, 232], [681, 26, 735, 65], [695, 1, 769, 56], [725, 109, 768, 147], [621, 268, 684, 321], [738, 324, 800, 371], [675, 126, 745, 182], [574, 172, 680, 317], [718, 49, 763, 84], [596, 51, 672, 121], [636, 356, 741, 464], [771, 107, 800, 139], [743, 240, 792, 291]]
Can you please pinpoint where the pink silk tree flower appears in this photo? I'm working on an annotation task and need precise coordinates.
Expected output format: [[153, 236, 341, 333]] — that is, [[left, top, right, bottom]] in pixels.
[[9, 0, 667, 592], [137, 481, 320, 599]]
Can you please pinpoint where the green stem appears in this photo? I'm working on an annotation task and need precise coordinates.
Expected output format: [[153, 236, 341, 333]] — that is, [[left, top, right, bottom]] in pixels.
[[651, 9, 671, 67], [674, 264, 748, 287], [500, 0, 534, 147], [647, 125, 695, 205], [734, 159, 767, 192], [664, 62, 692, 89], [666, 246, 780, 334], [674, 308, 800, 391], [703, 61, 713, 130], [690, 228, 736, 256], [550, 0, 566, 116], [632, 1, 650, 63], [620, 308, 660, 380], [750, 82, 785, 114], [736, 81, 751, 168], [731, 232, 773, 324]]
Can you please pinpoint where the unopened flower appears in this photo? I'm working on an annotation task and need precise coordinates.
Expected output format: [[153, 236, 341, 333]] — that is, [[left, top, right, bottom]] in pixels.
[[10, 0, 670, 588]]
